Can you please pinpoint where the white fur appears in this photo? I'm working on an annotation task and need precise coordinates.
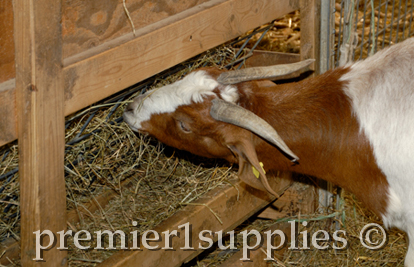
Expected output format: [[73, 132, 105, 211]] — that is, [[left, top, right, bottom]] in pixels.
[[125, 70, 238, 130], [341, 37, 414, 266]]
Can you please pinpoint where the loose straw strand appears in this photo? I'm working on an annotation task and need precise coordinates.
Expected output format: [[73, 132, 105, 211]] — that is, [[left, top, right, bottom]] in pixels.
[[123, 0, 136, 36]]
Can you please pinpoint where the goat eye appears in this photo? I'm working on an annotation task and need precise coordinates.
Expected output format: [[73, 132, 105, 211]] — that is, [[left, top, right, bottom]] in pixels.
[[178, 121, 191, 133]]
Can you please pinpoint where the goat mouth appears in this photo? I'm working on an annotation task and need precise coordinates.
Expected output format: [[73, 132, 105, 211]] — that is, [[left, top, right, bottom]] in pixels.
[[124, 123, 149, 137]]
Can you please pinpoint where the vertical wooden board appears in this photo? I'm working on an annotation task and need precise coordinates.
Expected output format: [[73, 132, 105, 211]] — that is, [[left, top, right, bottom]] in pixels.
[[62, 0, 210, 58], [0, 0, 15, 83], [14, 0, 67, 266], [300, 0, 321, 74]]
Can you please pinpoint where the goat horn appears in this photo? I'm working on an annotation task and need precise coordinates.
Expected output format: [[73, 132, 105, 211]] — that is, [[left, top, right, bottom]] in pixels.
[[210, 98, 299, 162], [217, 59, 315, 85]]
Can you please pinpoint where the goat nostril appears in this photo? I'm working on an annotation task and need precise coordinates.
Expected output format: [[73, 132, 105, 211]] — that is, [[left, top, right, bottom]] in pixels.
[[126, 103, 135, 113]]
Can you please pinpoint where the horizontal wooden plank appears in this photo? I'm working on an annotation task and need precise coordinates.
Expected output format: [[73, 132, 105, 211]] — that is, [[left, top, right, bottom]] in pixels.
[[62, 0, 210, 58], [97, 172, 293, 267]]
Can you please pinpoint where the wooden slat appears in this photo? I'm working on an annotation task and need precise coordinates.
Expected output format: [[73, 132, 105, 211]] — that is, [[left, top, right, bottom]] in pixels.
[[14, 0, 67, 265], [98, 172, 293, 267], [0, 0, 299, 147]]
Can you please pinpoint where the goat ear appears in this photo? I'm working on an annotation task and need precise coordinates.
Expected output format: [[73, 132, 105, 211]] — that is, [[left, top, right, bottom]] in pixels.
[[228, 140, 279, 197]]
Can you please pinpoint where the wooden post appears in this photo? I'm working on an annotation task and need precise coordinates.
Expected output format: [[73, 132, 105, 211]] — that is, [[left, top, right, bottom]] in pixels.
[[14, 0, 67, 266], [300, 0, 321, 74], [300, 0, 333, 210]]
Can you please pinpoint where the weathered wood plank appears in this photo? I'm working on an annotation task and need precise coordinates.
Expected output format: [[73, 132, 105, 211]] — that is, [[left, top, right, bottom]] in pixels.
[[0, 0, 15, 83], [14, 0, 67, 265], [62, 0, 299, 117], [62, 0, 210, 58], [97, 172, 293, 267]]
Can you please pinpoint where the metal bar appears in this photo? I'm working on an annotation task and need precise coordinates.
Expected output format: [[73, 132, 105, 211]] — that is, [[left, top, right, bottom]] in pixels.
[[394, 0, 403, 43], [375, 0, 383, 52], [237, 25, 272, 69], [388, 0, 397, 45], [381, 0, 390, 49], [336, 0, 345, 66], [359, 0, 369, 59], [366, 0, 374, 55], [352, 0, 361, 61], [401, 0, 409, 39], [229, 25, 271, 46]]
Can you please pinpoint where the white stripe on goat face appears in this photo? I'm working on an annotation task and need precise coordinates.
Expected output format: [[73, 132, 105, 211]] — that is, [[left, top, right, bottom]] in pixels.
[[123, 70, 239, 131]]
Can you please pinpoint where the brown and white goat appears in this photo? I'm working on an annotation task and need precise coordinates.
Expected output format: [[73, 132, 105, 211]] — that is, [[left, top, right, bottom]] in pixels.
[[123, 37, 414, 265]]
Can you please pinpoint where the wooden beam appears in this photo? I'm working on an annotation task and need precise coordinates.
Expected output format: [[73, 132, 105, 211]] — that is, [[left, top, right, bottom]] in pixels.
[[300, 0, 321, 74], [14, 0, 67, 265], [97, 172, 293, 267]]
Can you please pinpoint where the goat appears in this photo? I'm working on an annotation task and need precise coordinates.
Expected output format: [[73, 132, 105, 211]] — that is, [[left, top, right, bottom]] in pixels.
[[123, 37, 414, 265]]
